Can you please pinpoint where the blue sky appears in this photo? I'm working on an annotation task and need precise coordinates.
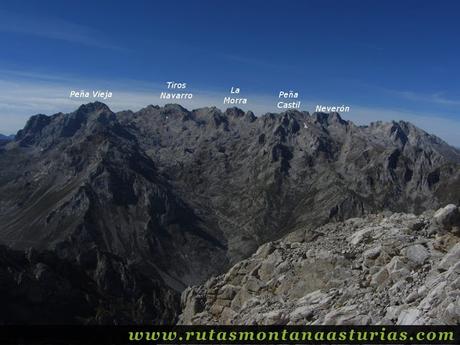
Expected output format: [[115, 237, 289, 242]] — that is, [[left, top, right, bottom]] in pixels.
[[0, 0, 459, 146]]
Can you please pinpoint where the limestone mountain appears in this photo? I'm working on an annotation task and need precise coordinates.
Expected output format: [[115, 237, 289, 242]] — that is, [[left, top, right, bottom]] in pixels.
[[0, 102, 459, 323]]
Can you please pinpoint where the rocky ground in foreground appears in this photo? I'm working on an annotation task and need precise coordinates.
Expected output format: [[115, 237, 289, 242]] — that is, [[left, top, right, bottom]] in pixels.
[[179, 204, 460, 325]]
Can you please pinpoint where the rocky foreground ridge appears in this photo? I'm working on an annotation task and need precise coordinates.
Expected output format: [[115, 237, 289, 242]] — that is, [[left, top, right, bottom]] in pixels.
[[180, 204, 460, 325]]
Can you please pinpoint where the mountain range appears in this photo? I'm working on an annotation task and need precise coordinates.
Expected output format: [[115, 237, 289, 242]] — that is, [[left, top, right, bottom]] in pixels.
[[0, 133, 14, 143], [0, 102, 459, 323]]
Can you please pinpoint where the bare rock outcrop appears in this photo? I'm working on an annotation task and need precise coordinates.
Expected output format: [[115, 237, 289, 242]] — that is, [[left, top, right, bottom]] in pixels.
[[179, 204, 460, 325]]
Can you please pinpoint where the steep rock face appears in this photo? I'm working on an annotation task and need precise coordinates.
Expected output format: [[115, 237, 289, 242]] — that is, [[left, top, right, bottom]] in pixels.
[[1, 102, 460, 323], [1, 103, 227, 291], [179, 204, 460, 325], [0, 103, 229, 323], [0, 245, 178, 324], [118, 104, 460, 262]]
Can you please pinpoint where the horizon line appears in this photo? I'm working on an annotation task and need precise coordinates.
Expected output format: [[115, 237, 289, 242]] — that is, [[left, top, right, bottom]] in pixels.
[[5, 101, 458, 150]]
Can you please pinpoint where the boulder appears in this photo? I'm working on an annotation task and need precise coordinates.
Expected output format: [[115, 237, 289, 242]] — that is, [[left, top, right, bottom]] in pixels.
[[348, 227, 374, 246], [433, 204, 460, 231], [363, 245, 382, 260], [371, 267, 389, 286], [323, 305, 370, 325], [368, 256, 411, 283], [397, 308, 420, 325], [438, 243, 460, 272], [402, 244, 430, 266]]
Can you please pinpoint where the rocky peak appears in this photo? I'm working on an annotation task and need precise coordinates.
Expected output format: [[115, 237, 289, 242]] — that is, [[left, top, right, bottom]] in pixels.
[[388, 121, 409, 146], [224, 107, 245, 118], [63, 102, 116, 137], [76, 101, 111, 114], [244, 111, 257, 122], [311, 112, 347, 127], [14, 103, 129, 149], [15, 113, 53, 146], [163, 103, 189, 114]]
